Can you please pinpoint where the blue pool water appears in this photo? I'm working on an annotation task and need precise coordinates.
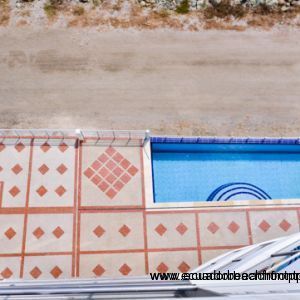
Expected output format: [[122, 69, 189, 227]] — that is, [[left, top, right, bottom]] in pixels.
[[152, 143, 300, 202]]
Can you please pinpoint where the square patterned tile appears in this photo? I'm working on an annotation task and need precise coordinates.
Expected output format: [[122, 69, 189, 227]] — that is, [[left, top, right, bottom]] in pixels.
[[29, 140, 76, 207], [23, 255, 72, 280], [201, 249, 231, 264], [146, 213, 197, 249], [25, 214, 73, 253], [79, 253, 145, 277], [148, 250, 198, 273], [0, 214, 24, 254], [249, 209, 299, 244], [198, 211, 249, 247], [80, 212, 144, 251], [81, 145, 143, 207], [0, 142, 31, 208], [0, 256, 21, 279]]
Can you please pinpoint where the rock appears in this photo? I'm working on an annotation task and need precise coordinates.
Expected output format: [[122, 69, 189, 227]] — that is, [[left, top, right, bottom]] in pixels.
[[281, 4, 290, 9], [140, 0, 146, 5]]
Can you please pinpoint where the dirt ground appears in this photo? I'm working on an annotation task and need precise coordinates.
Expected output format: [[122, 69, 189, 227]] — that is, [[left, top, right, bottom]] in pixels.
[[0, 28, 300, 136]]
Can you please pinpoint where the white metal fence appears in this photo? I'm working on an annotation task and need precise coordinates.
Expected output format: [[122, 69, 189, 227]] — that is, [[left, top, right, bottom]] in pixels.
[[0, 129, 150, 147]]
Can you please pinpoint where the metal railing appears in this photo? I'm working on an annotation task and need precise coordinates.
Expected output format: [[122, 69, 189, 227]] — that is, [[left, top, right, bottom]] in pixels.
[[0, 129, 150, 147]]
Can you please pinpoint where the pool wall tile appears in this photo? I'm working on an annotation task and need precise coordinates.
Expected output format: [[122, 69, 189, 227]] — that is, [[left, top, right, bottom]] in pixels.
[[248, 210, 299, 244], [198, 211, 250, 248], [80, 144, 143, 208], [148, 250, 198, 273], [79, 253, 146, 278], [79, 211, 145, 251], [146, 213, 197, 249], [23, 255, 72, 280], [0, 141, 31, 208]]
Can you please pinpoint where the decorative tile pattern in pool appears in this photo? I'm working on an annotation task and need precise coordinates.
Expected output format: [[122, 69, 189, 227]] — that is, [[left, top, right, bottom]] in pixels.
[[152, 141, 300, 202]]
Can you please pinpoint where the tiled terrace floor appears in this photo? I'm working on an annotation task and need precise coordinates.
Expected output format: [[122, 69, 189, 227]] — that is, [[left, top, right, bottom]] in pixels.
[[0, 136, 299, 280]]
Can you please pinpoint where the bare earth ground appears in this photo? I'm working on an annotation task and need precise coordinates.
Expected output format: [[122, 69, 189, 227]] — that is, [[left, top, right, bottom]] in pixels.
[[0, 28, 300, 136]]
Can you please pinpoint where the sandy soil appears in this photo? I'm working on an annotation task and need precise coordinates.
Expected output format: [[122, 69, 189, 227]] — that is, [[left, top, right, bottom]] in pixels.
[[0, 28, 300, 136]]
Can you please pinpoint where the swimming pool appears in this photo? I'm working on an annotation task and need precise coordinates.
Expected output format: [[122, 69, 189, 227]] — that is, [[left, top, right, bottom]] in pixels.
[[151, 137, 300, 203]]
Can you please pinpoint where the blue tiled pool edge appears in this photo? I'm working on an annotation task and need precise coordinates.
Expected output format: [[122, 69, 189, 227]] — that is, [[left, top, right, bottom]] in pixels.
[[151, 136, 300, 145]]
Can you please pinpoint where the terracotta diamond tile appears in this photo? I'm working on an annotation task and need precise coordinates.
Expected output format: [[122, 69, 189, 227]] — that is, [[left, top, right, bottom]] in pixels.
[[4, 227, 16, 240], [259, 220, 271, 232], [119, 224, 131, 237], [1, 267, 13, 279], [52, 226, 64, 239], [106, 160, 117, 171], [178, 261, 190, 273], [156, 262, 168, 273], [9, 186, 20, 197], [91, 175, 101, 185], [120, 159, 130, 169], [106, 188, 117, 199], [0, 144, 5, 152], [119, 263, 131, 276], [93, 264, 105, 277], [106, 174, 117, 184], [155, 223, 167, 236], [113, 180, 124, 191], [279, 219, 291, 232], [38, 164, 49, 175], [127, 165, 138, 176], [120, 173, 130, 184], [55, 185, 66, 197], [207, 222, 219, 234], [93, 225, 105, 238], [50, 266, 62, 278], [106, 147, 116, 156], [15, 143, 25, 152], [92, 160, 102, 171], [98, 153, 109, 163], [56, 163, 67, 175], [228, 221, 240, 234], [99, 167, 109, 178], [41, 142, 51, 152], [33, 227, 45, 239], [112, 152, 123, 163], [176, 223, 188, 236], [98, 181, 109, 192], [36, 185, 48, 197], [11, 164, 23, 175], [30, 266, 42, 279], [84, 167, 94, 179], [58, 143, 68, 153], [113, 166, 123, 177]]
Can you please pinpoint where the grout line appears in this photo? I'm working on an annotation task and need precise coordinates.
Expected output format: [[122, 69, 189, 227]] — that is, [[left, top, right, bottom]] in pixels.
[[75, 142, 83, 277], [200, 245, 247, 250], [0, 252, 73, 257], [0, 182, 3, 209], [195, 212, 202, 265], [19, 139, 34, 278], [72, 139, 79, 277], [140, 147, 149, 274], [0, 207, 74, 214], [246, 210, 253, 245]]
